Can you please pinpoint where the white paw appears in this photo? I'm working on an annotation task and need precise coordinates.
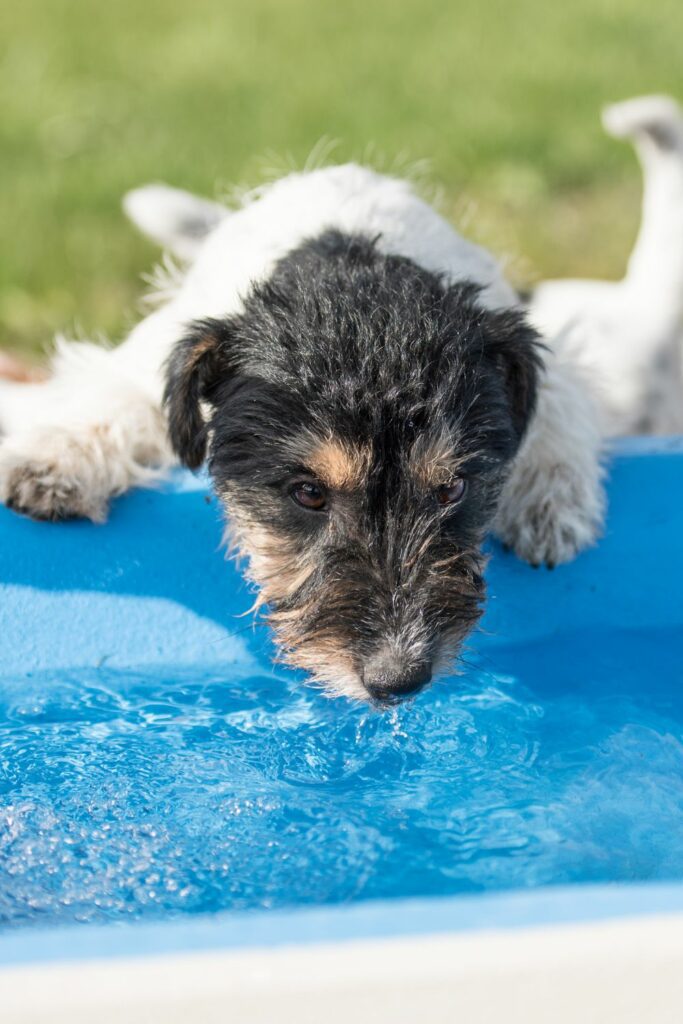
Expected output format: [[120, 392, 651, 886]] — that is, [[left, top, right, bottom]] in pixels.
[[602, 94, 683, 145], [0, 431, 110, 523], [494, 461, 605, 568]]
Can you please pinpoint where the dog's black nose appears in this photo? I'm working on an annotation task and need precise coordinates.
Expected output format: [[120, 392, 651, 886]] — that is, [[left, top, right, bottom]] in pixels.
[[363, 661, 432, 704]]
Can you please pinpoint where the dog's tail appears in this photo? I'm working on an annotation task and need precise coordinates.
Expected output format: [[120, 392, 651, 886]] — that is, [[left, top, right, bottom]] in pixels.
[[603, 95, 683, 298], [122, 185, 226, 261]]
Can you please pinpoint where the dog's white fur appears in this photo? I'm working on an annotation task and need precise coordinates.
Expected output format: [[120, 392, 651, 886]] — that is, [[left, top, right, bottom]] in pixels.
[[0, 162, 605, 564], [530, 95, 683, 436]]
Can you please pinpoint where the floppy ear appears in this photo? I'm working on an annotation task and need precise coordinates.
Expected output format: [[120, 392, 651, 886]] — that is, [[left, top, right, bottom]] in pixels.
[[123, 185, 225, 260], [163, 319, 233, 469], [486, 308, 544, 442]]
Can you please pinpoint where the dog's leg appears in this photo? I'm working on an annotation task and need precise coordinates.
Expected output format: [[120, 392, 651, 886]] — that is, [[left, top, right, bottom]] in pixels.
[[0, 185, 239, 523], [0, 319, 178, 522], [604, 95, 683, 300], [530, 95, 683, 435], [494, 349, 605, 567]]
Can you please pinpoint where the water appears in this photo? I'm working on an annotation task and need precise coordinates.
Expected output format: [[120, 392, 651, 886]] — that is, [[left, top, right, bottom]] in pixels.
[[1, 626, 682, 930]]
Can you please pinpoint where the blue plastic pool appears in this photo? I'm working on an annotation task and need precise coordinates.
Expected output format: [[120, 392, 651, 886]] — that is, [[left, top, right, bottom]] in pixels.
[[1, 437, 682, 953]]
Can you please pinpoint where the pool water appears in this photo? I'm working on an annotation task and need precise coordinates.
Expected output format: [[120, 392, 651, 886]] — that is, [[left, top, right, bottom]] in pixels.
[[2, 625, 682, 930]]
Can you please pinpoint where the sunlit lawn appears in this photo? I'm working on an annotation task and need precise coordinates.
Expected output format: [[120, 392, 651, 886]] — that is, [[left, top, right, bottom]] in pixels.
[[2, 0, 683, 357]]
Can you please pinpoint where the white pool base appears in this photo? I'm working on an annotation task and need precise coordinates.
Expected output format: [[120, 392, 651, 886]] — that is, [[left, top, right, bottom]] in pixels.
[[3, 911, 683, 1024]]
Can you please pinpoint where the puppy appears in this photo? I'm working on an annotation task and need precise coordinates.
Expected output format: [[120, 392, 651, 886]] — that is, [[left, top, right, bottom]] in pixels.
[[0, 164, 604, 702]]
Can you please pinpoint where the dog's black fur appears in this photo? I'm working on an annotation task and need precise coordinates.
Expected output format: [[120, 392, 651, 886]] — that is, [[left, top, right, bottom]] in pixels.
[[164, 230, 542, 703]]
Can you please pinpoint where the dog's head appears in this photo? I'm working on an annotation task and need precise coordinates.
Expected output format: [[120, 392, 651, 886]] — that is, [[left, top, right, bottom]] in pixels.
[[165, 231, 541, 703]]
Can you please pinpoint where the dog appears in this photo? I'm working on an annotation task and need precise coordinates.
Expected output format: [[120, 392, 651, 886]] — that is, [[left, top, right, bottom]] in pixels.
[[0, 162, 605, 703]]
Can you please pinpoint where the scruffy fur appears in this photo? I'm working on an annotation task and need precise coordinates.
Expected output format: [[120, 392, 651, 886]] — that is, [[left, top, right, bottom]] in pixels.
[[0, 161, 606, 703], [165, 231, 542, 699]]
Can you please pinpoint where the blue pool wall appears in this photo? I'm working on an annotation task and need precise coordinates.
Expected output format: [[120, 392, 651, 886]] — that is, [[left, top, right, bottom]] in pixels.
[[3, 881, 683, 967], [2, 436, 682, 681]]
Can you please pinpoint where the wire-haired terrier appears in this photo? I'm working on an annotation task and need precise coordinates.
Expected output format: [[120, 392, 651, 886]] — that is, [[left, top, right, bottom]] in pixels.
[[0, 162, 606, 703]]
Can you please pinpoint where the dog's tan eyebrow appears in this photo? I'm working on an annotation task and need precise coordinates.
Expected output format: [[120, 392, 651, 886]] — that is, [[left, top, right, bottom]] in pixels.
[[408, 430, 464, 488], [306, 436, 373, 490], [187, 333, 218, 368]]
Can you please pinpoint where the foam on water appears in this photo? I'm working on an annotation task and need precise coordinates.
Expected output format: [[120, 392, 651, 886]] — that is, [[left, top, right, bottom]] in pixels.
[[1, 626, 683, 929]]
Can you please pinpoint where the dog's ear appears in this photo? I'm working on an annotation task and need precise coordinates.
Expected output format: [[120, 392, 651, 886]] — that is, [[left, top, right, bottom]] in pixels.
[[484, 308, 543, 442], [163, 319, 234, 469], [123, 185, 225, 260]]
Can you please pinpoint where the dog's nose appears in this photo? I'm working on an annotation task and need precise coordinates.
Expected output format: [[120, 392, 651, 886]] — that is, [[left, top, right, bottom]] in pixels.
[[363, 660, 432, 704]]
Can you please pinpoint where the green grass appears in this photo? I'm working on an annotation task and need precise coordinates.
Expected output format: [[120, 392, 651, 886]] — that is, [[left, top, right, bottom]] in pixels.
[[2, 0, 683, 356]]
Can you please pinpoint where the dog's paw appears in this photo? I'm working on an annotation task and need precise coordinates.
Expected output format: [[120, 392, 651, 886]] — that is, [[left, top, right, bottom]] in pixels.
[[494, 461, 605, 569], [0, 432, 109, 523]]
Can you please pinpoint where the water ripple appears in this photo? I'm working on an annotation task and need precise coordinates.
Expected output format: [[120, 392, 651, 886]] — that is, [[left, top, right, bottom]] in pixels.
[[1, 628, 683, 929]]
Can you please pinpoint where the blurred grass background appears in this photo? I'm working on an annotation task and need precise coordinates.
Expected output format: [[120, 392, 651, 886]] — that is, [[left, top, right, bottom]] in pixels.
[[2, 0, 683, 358]]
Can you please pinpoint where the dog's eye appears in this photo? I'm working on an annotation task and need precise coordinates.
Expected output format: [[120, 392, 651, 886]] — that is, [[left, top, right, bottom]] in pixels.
[[435, 478, 467, 507], [291, 481, 327, 511]]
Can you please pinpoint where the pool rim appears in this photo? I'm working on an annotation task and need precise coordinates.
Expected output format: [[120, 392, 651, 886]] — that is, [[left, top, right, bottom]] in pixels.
[[3, 880, 683, 966]]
